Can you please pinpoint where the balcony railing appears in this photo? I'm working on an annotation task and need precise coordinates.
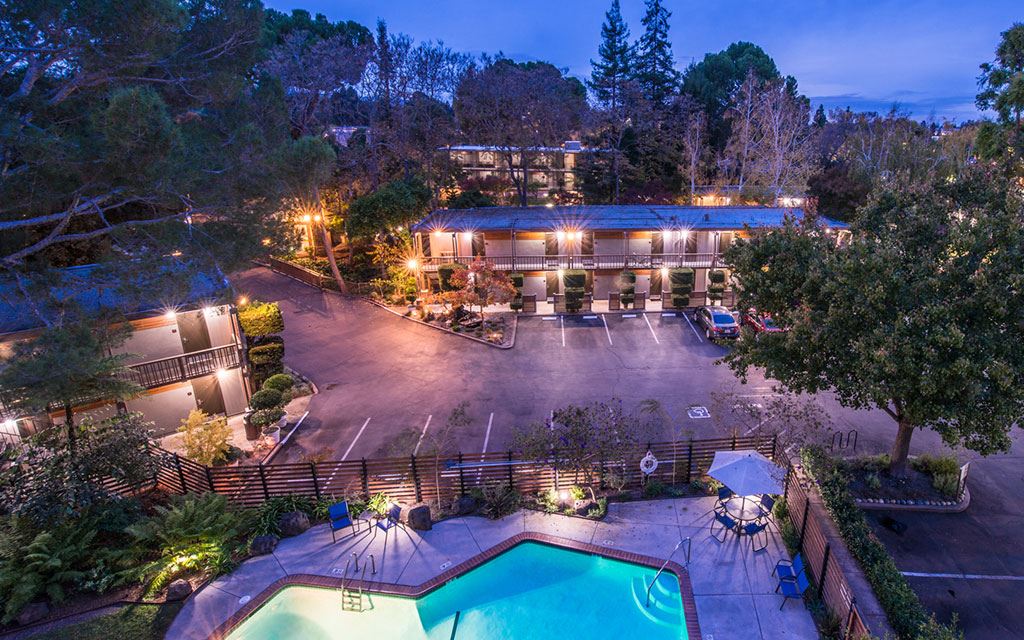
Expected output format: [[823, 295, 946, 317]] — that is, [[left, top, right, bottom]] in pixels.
[[122, 345, 241, 390], [419, 253, 721, 272]]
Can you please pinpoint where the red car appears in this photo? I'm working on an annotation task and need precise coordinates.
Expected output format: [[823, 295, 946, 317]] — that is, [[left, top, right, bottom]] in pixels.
[[741, 310, 785, 334]]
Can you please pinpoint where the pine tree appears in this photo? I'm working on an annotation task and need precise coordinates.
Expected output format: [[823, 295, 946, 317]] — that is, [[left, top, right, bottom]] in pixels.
[[589, 0, 633, 112], [634, 0, 678, 107], [813, 103, 828, 127]]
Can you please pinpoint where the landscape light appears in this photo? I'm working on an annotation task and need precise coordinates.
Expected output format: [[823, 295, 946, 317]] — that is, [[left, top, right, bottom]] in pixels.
[[238, 296, 248, 306], [558, 490, 570, 502], [545, 203, 555, 209], [313, 214, 322, 222]]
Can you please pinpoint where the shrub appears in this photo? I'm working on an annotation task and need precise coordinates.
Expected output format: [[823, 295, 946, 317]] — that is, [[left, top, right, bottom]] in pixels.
[[249, 342, 284, 366], [262, 374, 294, 393], [251, 408, 285, 429], [477, 483, 519, 519], [619, 270, 636, 306], [0, 525, 97, 623], [668, 268, 694, 308], [366, 492, 392, 516], [643, 479, 666, 498], [510, 296, 524, 312], [237, 301, 284, 337], [911, 455, 961, 499], [438, 263, 465, 292], [178, 409, 231, 466], [707, 269, 726, 303], [250, 495, 334, 537], [250, 389, 283, 411], [125, 494, 250, 596]]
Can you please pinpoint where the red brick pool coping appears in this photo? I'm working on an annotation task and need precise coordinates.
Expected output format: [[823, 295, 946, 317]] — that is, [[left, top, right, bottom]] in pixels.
[[207, 531, 702, 639]]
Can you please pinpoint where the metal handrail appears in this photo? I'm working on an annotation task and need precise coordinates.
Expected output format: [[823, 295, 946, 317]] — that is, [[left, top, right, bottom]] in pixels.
[[418, 252, 721, 272], [646, 537, 691, 608]]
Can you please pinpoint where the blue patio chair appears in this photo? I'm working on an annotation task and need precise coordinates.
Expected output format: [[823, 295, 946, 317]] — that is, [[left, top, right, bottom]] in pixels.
[[743, 521, 768, 552], [376, 504, 405, 533], [758, 494, 776, 516], [776, 569, 810, 609], [709, 509, 738, 542], [715, 486, 733, 507], [773, 552, 805, 582], [329, 501, 358, 543]]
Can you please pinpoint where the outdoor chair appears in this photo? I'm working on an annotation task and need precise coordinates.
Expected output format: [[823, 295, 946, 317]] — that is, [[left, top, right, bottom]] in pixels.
[[776, 569, 810, 609], [759, 494, 776, 516], [329, 501, 358, 543], [715, 486, 733, 508], [773, 552, 805, 583], [376, 504, 405, 533], [743, 521, 768, 552], [709, 509, 738, 542]]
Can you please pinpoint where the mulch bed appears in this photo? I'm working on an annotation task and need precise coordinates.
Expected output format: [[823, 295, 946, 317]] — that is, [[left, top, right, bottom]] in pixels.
[[842, 464, 952, 502]]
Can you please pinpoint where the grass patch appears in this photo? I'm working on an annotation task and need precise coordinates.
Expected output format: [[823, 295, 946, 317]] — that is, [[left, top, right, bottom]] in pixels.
[[26, 602, 182, 640]]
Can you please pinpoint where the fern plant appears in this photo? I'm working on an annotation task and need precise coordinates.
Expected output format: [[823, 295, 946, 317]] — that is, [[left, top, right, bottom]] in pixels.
[[0, 528, 96, 623]]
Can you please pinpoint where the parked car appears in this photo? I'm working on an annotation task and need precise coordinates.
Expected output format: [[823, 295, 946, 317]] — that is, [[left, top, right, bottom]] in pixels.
[[693, 305, 739, 340], [740, 310, 786, 335]]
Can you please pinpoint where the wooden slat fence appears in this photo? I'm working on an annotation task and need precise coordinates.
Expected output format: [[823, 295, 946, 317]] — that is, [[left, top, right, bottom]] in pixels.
[[778, 449, 871, 640], [151, 434, 777, 509]]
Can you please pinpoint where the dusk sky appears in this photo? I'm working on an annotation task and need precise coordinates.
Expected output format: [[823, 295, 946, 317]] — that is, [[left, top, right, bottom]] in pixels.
[[266, 0, 1022, 122]]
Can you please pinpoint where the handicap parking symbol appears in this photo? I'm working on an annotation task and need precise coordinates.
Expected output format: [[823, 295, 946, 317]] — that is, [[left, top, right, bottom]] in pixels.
[[687, 406, 711, 419]]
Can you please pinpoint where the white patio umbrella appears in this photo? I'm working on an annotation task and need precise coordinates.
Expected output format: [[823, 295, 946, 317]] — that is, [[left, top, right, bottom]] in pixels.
[[707, 449, 786, 496]]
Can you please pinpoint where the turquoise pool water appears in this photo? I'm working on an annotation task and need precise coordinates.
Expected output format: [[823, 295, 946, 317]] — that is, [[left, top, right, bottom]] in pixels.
[[226, 541, 687, 639]]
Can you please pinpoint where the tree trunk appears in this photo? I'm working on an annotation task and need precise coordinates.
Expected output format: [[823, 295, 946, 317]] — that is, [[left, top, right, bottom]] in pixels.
[[889, 418, 915, 477], [319, 223, 349, 295], [64, 403, 76, 452]]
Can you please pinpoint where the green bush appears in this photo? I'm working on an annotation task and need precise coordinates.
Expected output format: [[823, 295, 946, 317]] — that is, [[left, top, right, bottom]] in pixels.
[[250, 495, 336, 538], [562, 269, 586, 289], [668, 268, 694, 308], [0, 525, 97, 623], [237, 301, 284, 337], [708, 269, 726, 284], [125, 494, 251, 596], [619, 270, 636, 306], [707, 269, 726, 304], [510, 296, 524, 312], [509, 272, 525, 288], [911, 455, 961, 499], [801, 448, 961, 639], [262, 374, 294, 393], [438, 263, 465, 291], [251, 407, 285, 429], [250, 388, 283, 410], [474, 483, 520, 519], [249, 342, 284, 366]]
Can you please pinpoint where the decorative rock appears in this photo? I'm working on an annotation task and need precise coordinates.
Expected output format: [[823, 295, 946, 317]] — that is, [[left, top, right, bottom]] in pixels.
[[573, 499, 598, 516], [404, 503, 432, 531], [166, 579, 194, 601], [278, 511, 311, 537], [251, 534, 279, 555], [454, 495, 478, 515], [16, 602, 49, 626]]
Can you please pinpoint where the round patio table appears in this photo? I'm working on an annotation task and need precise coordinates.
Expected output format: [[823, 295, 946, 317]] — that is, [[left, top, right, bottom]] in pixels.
[[721, 494, 763, 526]]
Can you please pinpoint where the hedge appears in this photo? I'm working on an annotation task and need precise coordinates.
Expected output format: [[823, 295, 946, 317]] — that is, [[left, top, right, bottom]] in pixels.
[[262, 374, 294, 393], [562, 269, 586, 313], [801, 447, 961, 640], [668, 268, 694, 309], [248, 342, 284, 365], [250, 389, 283, 410], [237, 301, 284, 337]]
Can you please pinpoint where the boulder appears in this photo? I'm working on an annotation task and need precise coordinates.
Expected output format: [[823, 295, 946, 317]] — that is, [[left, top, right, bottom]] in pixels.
[[454, 495, 478, 516], [278, 511, 311, 537], [250, 534, 279, 556], [16, 602, 49, 626], [573, 499, 598, 517], [166, 579, 193, 601], [403, 503, 432, 531]]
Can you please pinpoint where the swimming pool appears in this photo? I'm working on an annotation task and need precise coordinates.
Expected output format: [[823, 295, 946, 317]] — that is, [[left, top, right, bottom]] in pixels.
[[224, 541, 689, 639]]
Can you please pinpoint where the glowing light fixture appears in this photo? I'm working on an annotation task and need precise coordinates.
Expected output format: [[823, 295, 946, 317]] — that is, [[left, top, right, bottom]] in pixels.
[[237, 296, 249, 306], [302, 214, 312, 223], [406, 258, 419, 270], [164, 310, 177, 321], [555, 230, 566, 242]]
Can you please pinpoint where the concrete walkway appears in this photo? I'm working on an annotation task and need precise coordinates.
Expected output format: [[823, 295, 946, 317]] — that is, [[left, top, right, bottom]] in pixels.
[[168, 496, 818, 640]]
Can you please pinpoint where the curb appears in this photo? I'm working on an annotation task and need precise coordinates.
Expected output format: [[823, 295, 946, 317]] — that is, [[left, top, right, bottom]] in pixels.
[[362, 297, 517, 350], [856, 486, 970, 513]]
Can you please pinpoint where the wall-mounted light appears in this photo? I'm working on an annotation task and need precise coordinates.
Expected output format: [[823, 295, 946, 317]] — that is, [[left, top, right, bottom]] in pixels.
[[164, 310, 177, 321], [557, 269, 564, 278], [237, 296, 248, 307], [1, 419, 18, 432], [462, 231, 473, 240], [661, 267, 669, 278], [555, 230, 566, 242], [215, 368, 228, 379], [302, 214, 312, 223], [406, 258, 419, 270]]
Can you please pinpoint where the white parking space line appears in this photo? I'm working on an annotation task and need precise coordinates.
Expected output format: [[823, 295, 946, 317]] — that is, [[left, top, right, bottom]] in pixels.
[[413, 414, 433, 455], [643, 313, 660, 344], [482, 412, 494, 454], [684, 312, 704, 343], [601, 314, 613, 346], [341, 417, 371, 461], [560, 316, 565, 347], [902, 572, 1024, 581]]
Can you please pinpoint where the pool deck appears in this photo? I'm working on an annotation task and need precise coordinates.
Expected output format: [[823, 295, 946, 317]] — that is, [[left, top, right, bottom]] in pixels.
[[168, 496, 819, 640]]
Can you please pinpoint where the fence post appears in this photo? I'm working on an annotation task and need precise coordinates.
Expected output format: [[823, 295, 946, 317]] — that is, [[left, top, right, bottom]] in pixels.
[[844, 597, 857, 640], [174, 453, 187, 494], [818, 542, 832, 598], [457, 452, 466, 496], [731, 433, 737, 450], [310, 463, 321, 500], [798, 496, 810, 551], [258, 464, 270, 500], [411, 455, 422, 502], [205, 466, 215, 493], [361, 458, 369, 497], [686, 441, 693, 483], [598, 455, 606, 490], [507, 450, 514, 488], [771, 433, 779, 459]]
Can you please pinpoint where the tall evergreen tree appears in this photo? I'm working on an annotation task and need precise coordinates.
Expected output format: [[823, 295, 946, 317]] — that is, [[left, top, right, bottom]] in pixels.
[[634, 0, 678, 107], [589, 0, 633, 112], [813, 104, 828, 128]]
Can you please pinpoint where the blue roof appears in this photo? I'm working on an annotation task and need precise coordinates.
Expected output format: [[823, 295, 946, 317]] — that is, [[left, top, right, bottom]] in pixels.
[[0, 262, 229, 334], [411, 205, 848, 233]]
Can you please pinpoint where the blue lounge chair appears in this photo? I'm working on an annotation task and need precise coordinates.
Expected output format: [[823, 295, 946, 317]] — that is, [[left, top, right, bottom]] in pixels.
[[710, 509, 738, 542], [329, 501, 358, 543], [743, 521, 768, 552], [376, 504, 405, 533], [776, 569, 810, 609], [773, 552, 805, 582]]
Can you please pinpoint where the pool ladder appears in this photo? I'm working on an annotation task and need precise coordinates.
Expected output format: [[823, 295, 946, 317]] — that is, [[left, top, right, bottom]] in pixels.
[[340, 554, 373, 612], [645, 537, 691, 608]]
